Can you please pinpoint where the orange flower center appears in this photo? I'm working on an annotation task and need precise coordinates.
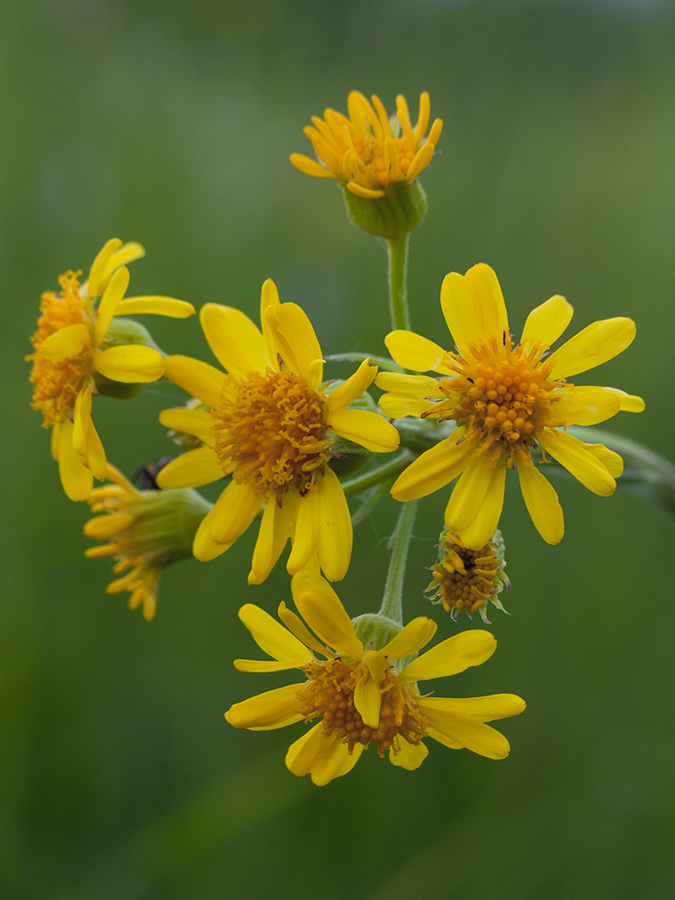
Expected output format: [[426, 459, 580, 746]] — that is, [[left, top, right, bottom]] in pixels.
[[212, 369, 333, 495], [347, 132, 414, 188], [298, 658, 427, 757], [28, 271, 94, 427], [427, 532, 503, 617], [438, 335, 561, 462]]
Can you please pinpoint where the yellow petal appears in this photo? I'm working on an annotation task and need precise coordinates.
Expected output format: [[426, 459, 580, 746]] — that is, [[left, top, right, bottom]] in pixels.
[[155, 446, 225, 489], [539, 430, 616, 496], [441, 265, 508, 353], [549, 387, 621, 427], [400, 630, 496, 682], [327, 408, 399, 453], [38, 323, 90, 361], [315, 466, 352, 582], [455, 458, 506, 550], [378, 394, 435, 419], [260, 279, 281, 369], [289, 153, 334, 178], [114, 297, 195, 318], [583, 442, 624, 478], [285, 723, 331, 776], [94, 345, 164, 383], [287, 488, 318, 575], [309, 738, 364, 786], [582, 386, 645, 414], [94, 266, 130, 345], [420, 694, 526, 722], [105, 241, 145, 276], [444, 452, 500, 535], [389, 739, 429, 770], [385, 330, 449, 373], [380, 617, 437, 660], [325, 359, 377, 412], [248, 497, 294, 585], [407, 142, 435, 181], [238, 603, 312, 665], [200, 303, 271, 376], [353, 673, 381, 729], [58, 419, 93, 501], [72, 385, 93, 455], [193, 512, 232, 562], [233, 659, 304, 673], [87, 238, 123, 298], [550, 317, 636, 378], [277, 600, 327, 656], [375, 372, 443, 398], [225, 683, 305, 730], [208, 481, 264, 545], [292, 576, 363, 661], [158, 408, 214, 446], [517, 462, 564, 545], [422, 709, 511, 759], [83, 419, 107, 481], [84, 512, 134, 539], [414, 91, 431, 140], [347, 183, 386, 199], [164, 355, 224, 408], [391, 431, 470, 501], [267, 302, 324, 387], [522, 294, 573, 348]]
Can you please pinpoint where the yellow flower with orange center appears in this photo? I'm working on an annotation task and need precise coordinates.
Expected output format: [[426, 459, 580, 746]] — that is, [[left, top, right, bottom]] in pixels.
[[84, 464, 211, 621], [225, 567, 525, 786], [28, 239, 194, 500], [156, 279, 400, 583], [377, 263, 644, 548], [290, 90, 443, 200]]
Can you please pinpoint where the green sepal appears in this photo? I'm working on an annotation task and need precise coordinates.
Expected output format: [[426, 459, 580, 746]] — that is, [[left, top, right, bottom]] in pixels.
[[341, 179, 428, 240]]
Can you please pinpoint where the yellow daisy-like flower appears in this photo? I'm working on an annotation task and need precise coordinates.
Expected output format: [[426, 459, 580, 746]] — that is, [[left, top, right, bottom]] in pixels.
[[156, 279, 400, 583], [84, 464, 211, 621], [290, 90, 443, 200], [378, 263, 644, 548], [28, 239, 195, 501], [225, 567, 526, 786]]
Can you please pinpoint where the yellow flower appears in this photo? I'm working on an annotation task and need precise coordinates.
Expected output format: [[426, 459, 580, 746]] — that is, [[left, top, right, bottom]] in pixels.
[[378, 263, 644, 548], [84, 464, 211, 620], [426, 529, 509, 624], [290, 90, 442, 200], [156, 279, 400, 583], [28, 239, 195, 501], [225, 567, 525, 786]]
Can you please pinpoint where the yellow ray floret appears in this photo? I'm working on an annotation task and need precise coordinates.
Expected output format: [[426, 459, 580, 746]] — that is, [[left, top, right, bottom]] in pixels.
[[156, 279, 400, 583], [224, 568, 525, 786], [28, 239, 195, 501], [290, 90, 442, 197], [377, 263, 644, 548]]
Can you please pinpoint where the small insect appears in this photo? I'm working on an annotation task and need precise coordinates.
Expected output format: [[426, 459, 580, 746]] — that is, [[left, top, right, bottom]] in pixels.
[[133, 457, 174, 491]]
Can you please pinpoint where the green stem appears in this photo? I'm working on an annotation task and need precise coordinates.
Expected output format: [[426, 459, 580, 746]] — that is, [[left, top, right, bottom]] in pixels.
[[378, 500, 417, 625], [324, 352, 403, 373], [351, 477, 397, 528], [341, 450, 414, 499], [387, 233, 411, 332]]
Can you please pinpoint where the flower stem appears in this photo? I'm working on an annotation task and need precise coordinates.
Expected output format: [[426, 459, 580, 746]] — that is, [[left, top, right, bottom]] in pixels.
[[378, 499, 417, 626], [387, 234, 411, 332]]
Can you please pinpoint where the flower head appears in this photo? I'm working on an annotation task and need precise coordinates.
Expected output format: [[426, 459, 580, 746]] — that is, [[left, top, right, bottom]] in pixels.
[[426, 528, 509, 624], [28, 239, 195, 500], [156, 279, 399, 583], [291, 90, 442, 199], [225, 567, 525, 786], [84, 464, 211, 620], [377, 263, 644, 548]]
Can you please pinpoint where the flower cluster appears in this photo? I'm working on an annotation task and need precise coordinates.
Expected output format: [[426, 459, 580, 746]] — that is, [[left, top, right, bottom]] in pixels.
[[29, 89, 647, 789]]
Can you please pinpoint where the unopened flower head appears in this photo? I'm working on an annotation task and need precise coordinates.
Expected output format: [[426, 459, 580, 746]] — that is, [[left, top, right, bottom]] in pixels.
[[377, 263, 645, 549], [28, 239, 195, 500], [225, 567, 525, 786], [84, 464, 211, 620], [426, 528, 509, 624], [290, 91, 442, 238], [156, 279, 399, 583]]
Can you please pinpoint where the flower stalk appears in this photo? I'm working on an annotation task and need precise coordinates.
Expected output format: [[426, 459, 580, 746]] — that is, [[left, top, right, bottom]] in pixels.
[[379, 498, 418, 626]]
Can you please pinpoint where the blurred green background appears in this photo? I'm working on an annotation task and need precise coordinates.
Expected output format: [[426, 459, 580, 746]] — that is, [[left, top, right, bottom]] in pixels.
[[2, 0, 674, 897]]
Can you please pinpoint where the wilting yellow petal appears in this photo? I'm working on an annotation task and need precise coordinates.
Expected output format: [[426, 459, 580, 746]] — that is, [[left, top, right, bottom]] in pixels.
[[200, 303, 271, 375], [155, 446, 225, 489], [325, 359, 377, 412], [385, 330, 449, 373], [238, 603, 312, 665], [400, 630, 496, 682], [539, 430, 616, 496], [550, 317, 636, 378], [517, 462, 564, 545], [94, 345, 164, 383], [522, 294, 573, 348], [327, 408, 399, 453], [225, 683, 305, 730], [164, 355, 224, 408]]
